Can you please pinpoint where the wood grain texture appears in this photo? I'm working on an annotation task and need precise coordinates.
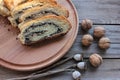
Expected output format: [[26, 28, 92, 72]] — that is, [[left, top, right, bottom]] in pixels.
[[82, 59, 120, 80], [72, 0, 120, 24], [77, 25, 120, 43], [1, 59, 120, 80], [65, 25, 120, 58]]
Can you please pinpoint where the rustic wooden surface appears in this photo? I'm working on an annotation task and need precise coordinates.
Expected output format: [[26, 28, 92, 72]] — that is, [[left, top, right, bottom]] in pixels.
[[1, 0, 120, 80]]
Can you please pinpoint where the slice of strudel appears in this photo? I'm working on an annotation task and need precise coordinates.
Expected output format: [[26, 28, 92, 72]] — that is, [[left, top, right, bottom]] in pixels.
[[18, 15, 71, 45], [19, 3, 69, 22]]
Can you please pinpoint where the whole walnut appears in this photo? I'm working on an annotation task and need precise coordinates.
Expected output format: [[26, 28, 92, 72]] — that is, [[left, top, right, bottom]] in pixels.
[[99, 37, 110, 49], [81, 34, 93, 46], [89, 53, 103, 67], [94, 26, 106, 38], [81, 19, 93, 31]]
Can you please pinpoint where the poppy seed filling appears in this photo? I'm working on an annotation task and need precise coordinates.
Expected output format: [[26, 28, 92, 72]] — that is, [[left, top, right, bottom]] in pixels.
[[16, 4, 43, 16], [23, 22, 63, 44], [14, 4, 44, 24], [25, 11, 59, 21]]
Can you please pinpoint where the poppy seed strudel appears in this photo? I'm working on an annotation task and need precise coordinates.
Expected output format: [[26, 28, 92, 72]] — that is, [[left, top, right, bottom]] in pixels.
[[18, 15, 71, 45], [9, 0, 56, 27]]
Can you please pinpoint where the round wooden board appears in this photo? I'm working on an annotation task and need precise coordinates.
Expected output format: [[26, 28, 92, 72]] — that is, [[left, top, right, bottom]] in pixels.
[[0, 0, 79, 71]]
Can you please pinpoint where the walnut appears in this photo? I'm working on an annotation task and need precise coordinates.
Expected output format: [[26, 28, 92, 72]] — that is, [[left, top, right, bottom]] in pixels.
[[89, 53, 103, 67], [81, 34, 93, 46], [94, 26, 106, 38], [99, 37, 110, 49], [81, 19, 93, 31]]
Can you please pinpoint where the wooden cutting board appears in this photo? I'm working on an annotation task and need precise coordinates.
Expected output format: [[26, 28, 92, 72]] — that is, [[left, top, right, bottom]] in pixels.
[[0, 0, 79, 71]]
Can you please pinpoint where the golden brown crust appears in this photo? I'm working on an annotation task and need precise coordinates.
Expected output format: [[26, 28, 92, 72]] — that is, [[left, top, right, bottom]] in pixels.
[[0, 0, 10, 16], [4, 0, 30, 10], [0, 0, 4, 6], [11, 0, 57, 18], [0, 5, 10, 16], [36, 0, 57, 4]]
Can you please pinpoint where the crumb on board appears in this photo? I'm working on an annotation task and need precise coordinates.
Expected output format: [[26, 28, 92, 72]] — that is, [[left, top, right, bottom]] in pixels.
[[8, 28, 10, 31], [16, 37, 18, 40]]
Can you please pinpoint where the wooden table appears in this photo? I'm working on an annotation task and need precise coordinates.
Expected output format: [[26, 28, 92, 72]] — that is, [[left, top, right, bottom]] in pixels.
[[1, 0, 120, 80]]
